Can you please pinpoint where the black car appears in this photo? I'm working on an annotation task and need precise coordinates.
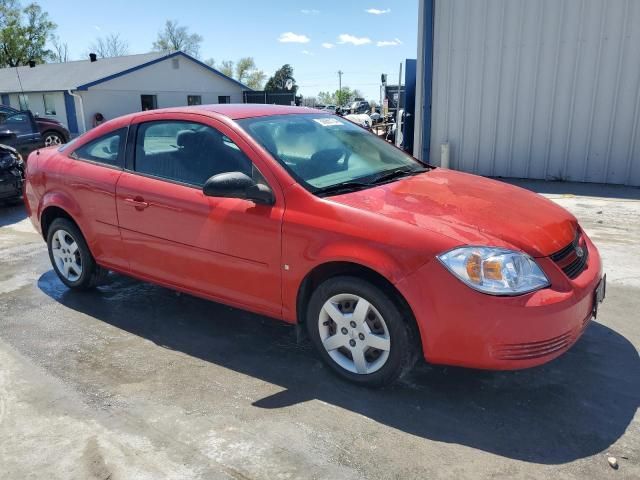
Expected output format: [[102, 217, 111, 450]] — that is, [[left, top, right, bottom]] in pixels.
[[0, 105, 70, 147], [0, 144, 24, 202], [0, 110, 44, 158]]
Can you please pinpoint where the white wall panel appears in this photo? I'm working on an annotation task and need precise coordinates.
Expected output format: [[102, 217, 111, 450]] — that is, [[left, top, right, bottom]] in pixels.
[[428, 0, 640, 185]]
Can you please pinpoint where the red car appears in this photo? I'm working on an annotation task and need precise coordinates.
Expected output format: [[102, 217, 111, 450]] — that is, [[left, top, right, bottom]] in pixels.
[[24, 105, 605, 386]]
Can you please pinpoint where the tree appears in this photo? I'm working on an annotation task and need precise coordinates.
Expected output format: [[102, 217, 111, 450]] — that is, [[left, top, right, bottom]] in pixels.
[[153, 20, 203, 58], [50, 35, 69, 63], [0, 0, 56, 67], [265, 64, 297, 94], [89, 33, 128, 58], [245, 70, 266, 90], [218, 60, 234, 78], [235, 57, 255, 84], [317, 91, 335, 105], [208, 56, 266, 89], [317, 87, 363, 106]]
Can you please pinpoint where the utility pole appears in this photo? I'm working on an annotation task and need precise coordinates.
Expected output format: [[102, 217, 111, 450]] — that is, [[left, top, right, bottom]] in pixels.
[[395, 62, 403, 148], [338, 70, 343, 105]]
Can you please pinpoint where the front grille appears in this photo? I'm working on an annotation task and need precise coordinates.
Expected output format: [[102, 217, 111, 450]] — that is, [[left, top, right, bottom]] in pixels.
[[550, 230, 589, 279], [492, 330, 574, 360]]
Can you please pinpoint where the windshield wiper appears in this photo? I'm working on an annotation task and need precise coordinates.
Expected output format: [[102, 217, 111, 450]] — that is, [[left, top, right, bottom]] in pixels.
[[314, 181, 373, 197], [369, 167, 428, 185]]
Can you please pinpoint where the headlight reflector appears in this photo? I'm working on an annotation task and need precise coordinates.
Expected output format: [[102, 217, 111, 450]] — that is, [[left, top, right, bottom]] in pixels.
[[437, 247, 550, 295]]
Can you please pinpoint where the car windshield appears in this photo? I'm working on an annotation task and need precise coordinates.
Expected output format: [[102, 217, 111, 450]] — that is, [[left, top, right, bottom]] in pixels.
[[237, 114, 427, 195]]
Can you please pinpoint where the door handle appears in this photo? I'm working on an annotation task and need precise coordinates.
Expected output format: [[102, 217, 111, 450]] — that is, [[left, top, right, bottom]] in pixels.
[[124, 197, 149, 210]]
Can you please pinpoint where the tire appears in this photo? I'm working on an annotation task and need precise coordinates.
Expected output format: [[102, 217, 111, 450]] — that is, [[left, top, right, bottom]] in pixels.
[[43, 131, 65, 147], [47, 218, 105, 290], [306, 276, 418, 387]]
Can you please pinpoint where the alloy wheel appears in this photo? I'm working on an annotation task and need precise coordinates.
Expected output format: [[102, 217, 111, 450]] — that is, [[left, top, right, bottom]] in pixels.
[[44, 134, 63, 147], [318, 293, 391, 375], [50, 229, 82, 282]]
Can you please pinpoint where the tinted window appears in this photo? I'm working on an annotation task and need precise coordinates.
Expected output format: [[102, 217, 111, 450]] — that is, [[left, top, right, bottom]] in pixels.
[[0, 112, 35, 135], [134, 121, 254, 187], [73, 129, 126, 167], [218, 96, 230, 104], [187, 95, 202, 106]]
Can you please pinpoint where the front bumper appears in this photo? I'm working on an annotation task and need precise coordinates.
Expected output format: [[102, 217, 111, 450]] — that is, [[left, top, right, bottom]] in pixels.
[[396, 232, 604, 370]]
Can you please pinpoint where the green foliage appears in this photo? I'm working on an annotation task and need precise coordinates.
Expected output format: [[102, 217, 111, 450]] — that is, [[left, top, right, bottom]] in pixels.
[[208, 56, 266, 90], [265, 64, 297, 93], [317, 87, 363, 106], [152, 20, 203, 58], [0, 0, 56, 67]]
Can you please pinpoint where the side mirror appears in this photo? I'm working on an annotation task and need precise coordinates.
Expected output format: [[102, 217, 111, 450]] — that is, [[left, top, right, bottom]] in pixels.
[[203, 172, 275, 205]]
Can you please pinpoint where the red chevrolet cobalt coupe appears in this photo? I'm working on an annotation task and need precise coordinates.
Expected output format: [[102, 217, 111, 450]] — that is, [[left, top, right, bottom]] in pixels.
[[24, 105, 605, 386]]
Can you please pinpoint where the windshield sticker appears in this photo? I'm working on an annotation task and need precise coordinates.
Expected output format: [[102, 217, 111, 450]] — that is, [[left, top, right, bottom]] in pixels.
[[313, 117, 344, 127]]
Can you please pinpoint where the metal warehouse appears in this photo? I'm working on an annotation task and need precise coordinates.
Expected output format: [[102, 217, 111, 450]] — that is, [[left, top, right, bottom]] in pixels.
[[414, 0, 640, 186]]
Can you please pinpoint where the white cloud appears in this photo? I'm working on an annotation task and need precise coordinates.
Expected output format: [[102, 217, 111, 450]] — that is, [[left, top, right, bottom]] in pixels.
[[321, 42, 335, 49], [301, 9, 320, 15], [301, 50, 313, 55], [366, 8, 391, 15], [93, 25, 102, 31], [337, 34, 371, 46], [376, 38, 403, 47], [278, 32, 311, 43]]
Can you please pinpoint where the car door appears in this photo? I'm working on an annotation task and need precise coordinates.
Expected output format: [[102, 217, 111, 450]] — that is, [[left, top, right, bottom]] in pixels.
[[63, 127, 129, 271], [0, 111, 42, 157], [115, 113, 284, 318]]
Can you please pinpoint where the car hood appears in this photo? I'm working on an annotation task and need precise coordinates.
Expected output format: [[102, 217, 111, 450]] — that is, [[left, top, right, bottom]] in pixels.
[[329, 169, 577, 257]]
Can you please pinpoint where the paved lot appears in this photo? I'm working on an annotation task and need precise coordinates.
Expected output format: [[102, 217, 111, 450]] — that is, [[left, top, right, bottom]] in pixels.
[[0, 180, 639, 480]]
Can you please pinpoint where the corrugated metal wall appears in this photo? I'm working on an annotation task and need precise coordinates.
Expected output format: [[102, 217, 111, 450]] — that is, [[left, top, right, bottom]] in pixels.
[[429, 0, 640, 186]]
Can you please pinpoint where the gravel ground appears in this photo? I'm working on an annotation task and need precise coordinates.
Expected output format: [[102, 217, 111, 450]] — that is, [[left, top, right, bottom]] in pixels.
[[0, 179, 638, 480]]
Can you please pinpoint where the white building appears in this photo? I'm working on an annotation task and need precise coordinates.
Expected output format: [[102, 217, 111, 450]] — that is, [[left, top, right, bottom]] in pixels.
[[415, 0, 640, 186], [0, 51, 249, 135]]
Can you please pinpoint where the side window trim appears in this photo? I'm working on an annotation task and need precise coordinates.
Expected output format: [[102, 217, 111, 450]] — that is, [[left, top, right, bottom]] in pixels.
[[70, 126, 128, 170]]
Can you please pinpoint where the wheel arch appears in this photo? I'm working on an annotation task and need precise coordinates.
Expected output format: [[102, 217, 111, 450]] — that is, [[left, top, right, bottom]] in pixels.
[[295, 261, 423, 353], [40, 203, 82, 240]]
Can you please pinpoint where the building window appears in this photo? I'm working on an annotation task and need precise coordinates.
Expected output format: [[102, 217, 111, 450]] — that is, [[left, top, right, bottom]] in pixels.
[[218, 95, 231, 104], [187, 95, 202, 106], [43, 93, 57, 115], [18, 94, 29, 111], [141, 95, 158, 111]]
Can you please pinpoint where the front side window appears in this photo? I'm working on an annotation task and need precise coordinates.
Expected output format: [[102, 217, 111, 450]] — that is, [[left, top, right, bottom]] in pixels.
[[134, 121, 254, 187], [187, 95, 202, 106], [43, 94, 57, 115], [18, 94, 29, 111], [238, 114, 426, 194], [72, 128, 126, 167]]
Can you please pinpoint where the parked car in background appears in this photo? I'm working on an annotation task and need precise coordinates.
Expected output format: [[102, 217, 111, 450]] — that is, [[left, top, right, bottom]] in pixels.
[[350, 100, 370, 114], [0, 110, 44, 158], [322, 105, 337, 114], [0, 143, 24, 203], [0, 106, 69, 147], [24, 105, 605, 387]]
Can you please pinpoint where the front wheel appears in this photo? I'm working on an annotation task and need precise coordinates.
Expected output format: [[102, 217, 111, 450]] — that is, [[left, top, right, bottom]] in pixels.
[[43, 131, 65, 147], [306, 276, 418, 387], [47, 218, 104, 290]]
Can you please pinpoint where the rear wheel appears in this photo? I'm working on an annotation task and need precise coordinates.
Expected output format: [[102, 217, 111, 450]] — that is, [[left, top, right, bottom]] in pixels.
[[47, 218, 104, 289], [306, 276, 417, 387]]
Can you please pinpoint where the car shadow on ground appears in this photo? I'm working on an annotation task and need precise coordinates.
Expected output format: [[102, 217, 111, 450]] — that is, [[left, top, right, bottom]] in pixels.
[[38, 270, 639, 465], [0, 201, 26, 227]]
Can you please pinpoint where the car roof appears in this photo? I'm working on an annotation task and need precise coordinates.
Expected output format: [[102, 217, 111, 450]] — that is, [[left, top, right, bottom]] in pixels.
[[134, 104, 324, 121]]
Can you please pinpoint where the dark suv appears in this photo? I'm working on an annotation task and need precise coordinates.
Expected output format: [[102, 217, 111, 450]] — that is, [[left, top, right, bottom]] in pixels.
[[0, 105, 70, 147]]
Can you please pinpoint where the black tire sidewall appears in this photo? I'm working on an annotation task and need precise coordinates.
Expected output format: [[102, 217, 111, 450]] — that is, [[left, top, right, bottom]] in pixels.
[[47, 218, 96, 289], [306, 276, 414, 387]]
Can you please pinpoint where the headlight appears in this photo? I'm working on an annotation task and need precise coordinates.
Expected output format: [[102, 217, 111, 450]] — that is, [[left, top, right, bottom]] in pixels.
[[437, 247, 550, 295]]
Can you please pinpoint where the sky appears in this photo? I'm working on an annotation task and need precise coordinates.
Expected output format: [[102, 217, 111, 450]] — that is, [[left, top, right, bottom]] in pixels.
[[35, 0, 419, 101]]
